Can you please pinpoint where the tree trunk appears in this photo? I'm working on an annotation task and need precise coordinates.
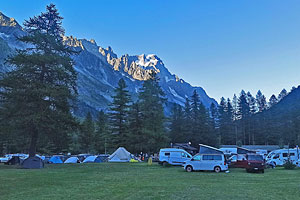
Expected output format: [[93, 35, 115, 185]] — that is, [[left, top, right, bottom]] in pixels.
[[28, 129, 38, 157]]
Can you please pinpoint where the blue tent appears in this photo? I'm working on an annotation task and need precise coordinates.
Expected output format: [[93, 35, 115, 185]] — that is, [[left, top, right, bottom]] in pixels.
[[48, 156, 63, 164]]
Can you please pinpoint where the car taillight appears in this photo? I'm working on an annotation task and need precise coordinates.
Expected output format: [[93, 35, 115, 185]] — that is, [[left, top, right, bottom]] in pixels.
[[224, 161, 226, 165]]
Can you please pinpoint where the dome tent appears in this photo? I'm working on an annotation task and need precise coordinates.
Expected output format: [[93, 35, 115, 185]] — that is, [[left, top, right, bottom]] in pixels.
[[22, 156, 44, 169], [64, 156, 80, 163], [83, 155, 106, 163], [108, 147, 132, 162], [48, 156, 63, 164]]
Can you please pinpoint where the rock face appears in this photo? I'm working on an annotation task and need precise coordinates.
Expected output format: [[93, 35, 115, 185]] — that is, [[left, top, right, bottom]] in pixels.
[[0, 12, 217, 117]]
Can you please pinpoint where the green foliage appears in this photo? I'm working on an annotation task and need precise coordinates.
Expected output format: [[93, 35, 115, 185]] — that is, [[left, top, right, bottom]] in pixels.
[[79, 112, 95, 153], [109, 78, 131, 148], [94, 110, 109, 154], [283, 160, 296, 170], [138, 72, 168, 153], [0, 4, 78, 156]]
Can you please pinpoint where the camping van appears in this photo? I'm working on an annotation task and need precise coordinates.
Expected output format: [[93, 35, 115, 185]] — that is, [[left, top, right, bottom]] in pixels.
[[159, 148, 192, 166], [266, 149, 300, 166], [183, 153, 228, 172]]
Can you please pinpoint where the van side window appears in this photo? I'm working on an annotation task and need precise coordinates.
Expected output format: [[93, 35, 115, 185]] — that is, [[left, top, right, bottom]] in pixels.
[[203, 155, 222, 160], [193, 155, 201, 161], [283, 153, 295, 157], [213, 155, 222, 160], [165, 152, 170, 156]]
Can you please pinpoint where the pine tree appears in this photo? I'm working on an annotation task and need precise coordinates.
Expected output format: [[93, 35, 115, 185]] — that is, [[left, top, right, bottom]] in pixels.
[[268, 94, 278, 108], [256, 90, 267, 112], [138, 71, 168, 153], [278, 89, 287, 101], [80, 112, 95, 153], [127, 102, 144, 154], [169, 104, 185, 143], [183, 98, 193, 142], [238, 90, 250, 145], [109, 78, 131, 148], [94, 110, 109, 154], [0, 4, 77, 157]]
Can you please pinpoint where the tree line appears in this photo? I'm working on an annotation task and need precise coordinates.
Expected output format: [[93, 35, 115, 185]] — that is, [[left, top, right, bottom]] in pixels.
[[0, 4, 298, 157]]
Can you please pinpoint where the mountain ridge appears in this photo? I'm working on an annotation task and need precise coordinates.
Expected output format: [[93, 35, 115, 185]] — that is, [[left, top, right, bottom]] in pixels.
[[0, 12, 217, 117]]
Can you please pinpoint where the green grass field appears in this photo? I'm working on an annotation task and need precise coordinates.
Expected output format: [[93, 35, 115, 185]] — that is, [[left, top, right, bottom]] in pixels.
[[0, 163, 299, 200]]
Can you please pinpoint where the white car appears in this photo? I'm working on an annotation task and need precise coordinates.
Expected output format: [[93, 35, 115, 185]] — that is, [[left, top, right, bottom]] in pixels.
[[0, 155, 11, 163], [183, 153, 228, 173]]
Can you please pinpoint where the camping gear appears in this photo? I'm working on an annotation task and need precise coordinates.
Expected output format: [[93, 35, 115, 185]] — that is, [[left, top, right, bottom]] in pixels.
[[22, 156, 44, 169], [199, 144, 224, 154], [48, 156, 63, 164], [64, 156, 80, 163], [83, 155, 104, 163], [108, 147, 132, 162]]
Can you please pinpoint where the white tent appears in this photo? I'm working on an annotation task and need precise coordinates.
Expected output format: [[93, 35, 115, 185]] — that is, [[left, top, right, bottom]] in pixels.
[[64, 156, 79, 164], [108, 147, 132, 162]]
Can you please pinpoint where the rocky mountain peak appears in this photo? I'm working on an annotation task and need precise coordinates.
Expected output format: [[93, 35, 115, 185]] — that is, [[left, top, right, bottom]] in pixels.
[[0, 12, 22, 29]]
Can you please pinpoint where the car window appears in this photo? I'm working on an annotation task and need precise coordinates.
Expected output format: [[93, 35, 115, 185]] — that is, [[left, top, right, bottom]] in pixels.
[[273, 154, 279, 159], [213, 155, 222, 160], [248, 155, 264, 161], [283, 153, 295, 157], [193, 155, 201, 161]]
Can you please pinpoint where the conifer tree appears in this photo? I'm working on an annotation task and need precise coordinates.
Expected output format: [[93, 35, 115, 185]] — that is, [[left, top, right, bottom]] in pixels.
[[268, 94, 278, 108], [94, 110, 109, 154], [80, 112, 95, 153], [138, 71, 168, 153], [183, 98, 193, 142], [0, 4, 77, 157], [169, 104, 185, 143], [278, 89, 287, 101], [238, 90, 250, 144], [127, 102, 144, 154], [256, 90, 267, 112], [109, 78, 131, 148]]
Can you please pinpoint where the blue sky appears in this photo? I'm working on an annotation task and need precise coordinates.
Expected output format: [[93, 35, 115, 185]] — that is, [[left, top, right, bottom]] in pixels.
[[2, 0, 300, 102]]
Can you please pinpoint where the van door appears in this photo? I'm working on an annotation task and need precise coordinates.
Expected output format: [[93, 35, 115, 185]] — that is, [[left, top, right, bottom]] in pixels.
[[191, 155, 203, 170]]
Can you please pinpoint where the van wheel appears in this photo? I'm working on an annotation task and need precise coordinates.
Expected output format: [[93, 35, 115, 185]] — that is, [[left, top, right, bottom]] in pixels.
[[162, 162, 168, 167], [186, 165, 193, 172], [214, 166, 221, 173], [261, 169, 264, 173]]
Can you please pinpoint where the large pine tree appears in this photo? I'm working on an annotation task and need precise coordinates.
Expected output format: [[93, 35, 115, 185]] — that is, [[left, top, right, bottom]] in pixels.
[[109, 78, 131, 148], [0, 4, 77, 157], [138, 71, 168, 153]]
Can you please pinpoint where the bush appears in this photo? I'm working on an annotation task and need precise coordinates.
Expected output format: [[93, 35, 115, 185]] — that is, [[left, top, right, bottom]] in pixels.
[[283, 160, 296, 170]]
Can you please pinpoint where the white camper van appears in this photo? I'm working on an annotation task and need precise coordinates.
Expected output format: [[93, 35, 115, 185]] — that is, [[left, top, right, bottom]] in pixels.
[[266, 149, 300, 166]]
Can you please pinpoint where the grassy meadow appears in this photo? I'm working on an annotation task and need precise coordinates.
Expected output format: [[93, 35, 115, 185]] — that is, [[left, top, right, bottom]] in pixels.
[[0, 163, 299, 200]]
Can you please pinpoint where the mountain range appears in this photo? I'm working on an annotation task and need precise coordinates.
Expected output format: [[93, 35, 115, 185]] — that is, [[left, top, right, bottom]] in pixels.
[[0, 12, 217, 117]]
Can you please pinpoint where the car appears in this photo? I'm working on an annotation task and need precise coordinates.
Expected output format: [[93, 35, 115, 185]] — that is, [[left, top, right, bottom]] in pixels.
[[245, 154, 265, 173], [183, 153, 228, 173], [159, 148, 192, 166], [266, 149, 300, 166]]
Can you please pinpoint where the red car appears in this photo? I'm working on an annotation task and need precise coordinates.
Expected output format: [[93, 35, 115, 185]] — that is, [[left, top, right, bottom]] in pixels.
[[245, 154, 265, 173]]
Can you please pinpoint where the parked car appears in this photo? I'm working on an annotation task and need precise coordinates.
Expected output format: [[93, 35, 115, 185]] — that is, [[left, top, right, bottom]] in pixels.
[[245, 154, 265, 173], [159, 148, 192, 166], [266, 149, 300, 166], [183, 153, 228, 173]]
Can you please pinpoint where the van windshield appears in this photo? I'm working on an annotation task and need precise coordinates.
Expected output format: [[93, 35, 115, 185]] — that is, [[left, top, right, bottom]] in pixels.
[[248, 155, 264, 161]]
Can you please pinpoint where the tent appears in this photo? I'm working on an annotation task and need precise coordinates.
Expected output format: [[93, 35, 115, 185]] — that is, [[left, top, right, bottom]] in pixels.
[[108, 147, 132, 162], [48, 156, 63, 164], [199, 144, 224, 155], [83, 155, 104, 163], [64, 156, 80, 164], [22, 156, 44, 169]]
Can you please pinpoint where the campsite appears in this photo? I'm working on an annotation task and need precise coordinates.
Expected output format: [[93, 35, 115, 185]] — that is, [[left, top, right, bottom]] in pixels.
[[0, 162, 299, 200]]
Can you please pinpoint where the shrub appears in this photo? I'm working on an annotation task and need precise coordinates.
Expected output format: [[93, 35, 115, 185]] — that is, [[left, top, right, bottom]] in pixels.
[[283, 160, 296, 170]]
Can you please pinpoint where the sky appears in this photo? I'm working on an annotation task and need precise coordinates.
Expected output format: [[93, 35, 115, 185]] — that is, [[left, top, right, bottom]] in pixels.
[[2, 0, 300, 102]]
